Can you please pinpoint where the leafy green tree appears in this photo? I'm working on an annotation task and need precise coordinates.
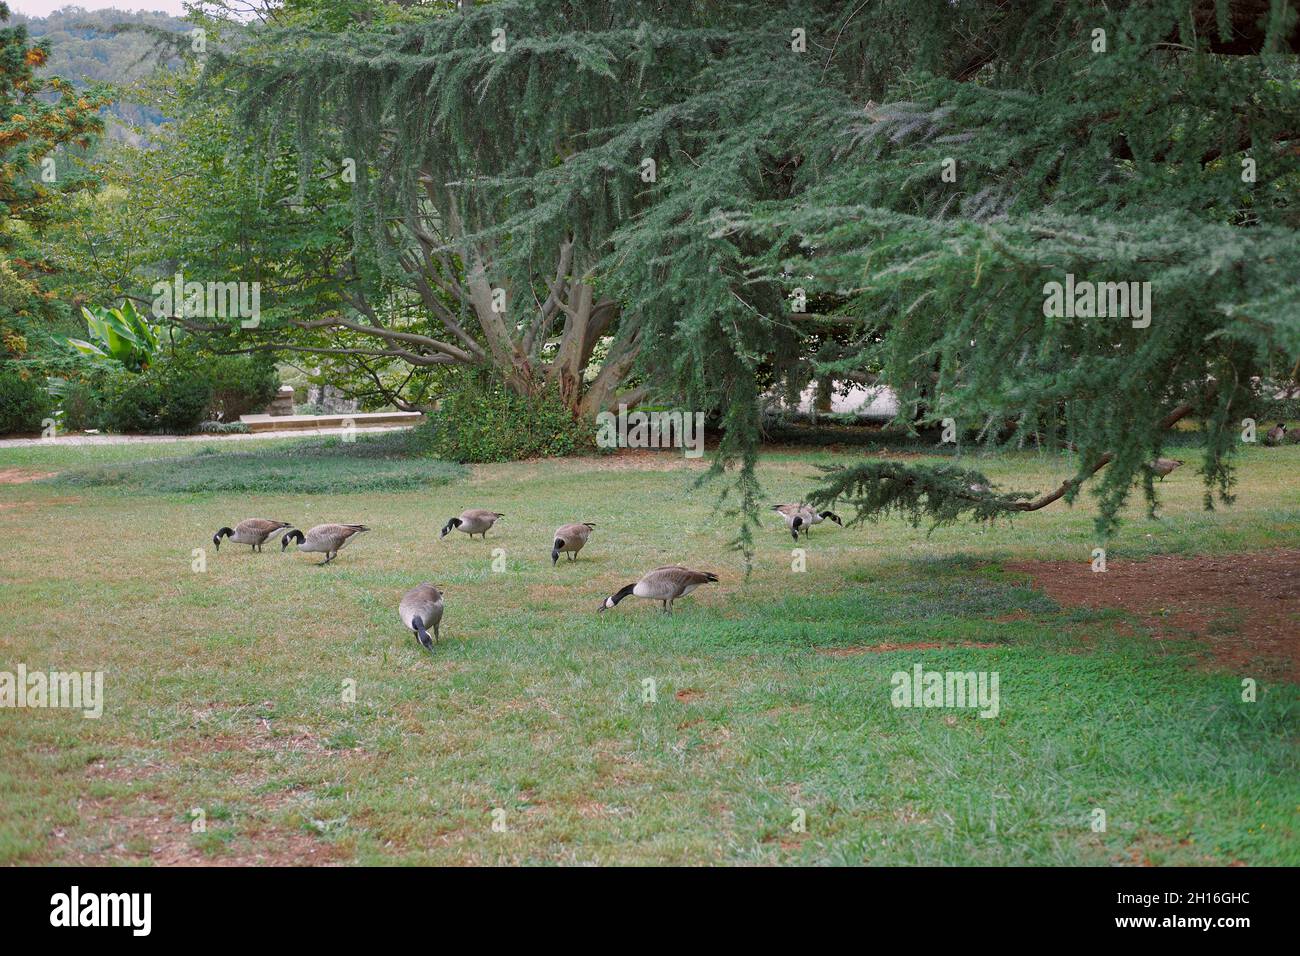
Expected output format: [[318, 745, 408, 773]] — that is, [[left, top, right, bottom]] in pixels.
[[14, 7, 187, 145], [56, 10, 447, 410], [0, 2, 108, 361]]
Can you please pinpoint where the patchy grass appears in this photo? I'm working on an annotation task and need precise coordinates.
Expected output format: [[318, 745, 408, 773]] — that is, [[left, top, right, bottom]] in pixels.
[[0, 438, 1296, 865], [44, 432, 466, 495]]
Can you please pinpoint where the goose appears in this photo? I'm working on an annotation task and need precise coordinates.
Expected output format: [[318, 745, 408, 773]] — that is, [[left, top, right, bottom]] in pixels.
[[1265, 422, 1287, 446], [598, 565, 718, 614], [771, 503, 842, 541], [552, 522, 595, 564], [440, 509, 503, 539], [212, 518, 291, 552], [398, 583, 444, 652], [281, 524, 369, 564], [1146, 458, 1185, 481]]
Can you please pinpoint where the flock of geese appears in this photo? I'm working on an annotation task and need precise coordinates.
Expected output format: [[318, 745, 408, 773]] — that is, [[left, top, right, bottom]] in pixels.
[[211, 503, 837, 653], [204, 444, 1217, 654], [208, 453, 1204, 654]]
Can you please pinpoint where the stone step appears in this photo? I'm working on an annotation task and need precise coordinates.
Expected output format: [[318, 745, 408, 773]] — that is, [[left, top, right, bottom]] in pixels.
[[238, 411, 424, 432]]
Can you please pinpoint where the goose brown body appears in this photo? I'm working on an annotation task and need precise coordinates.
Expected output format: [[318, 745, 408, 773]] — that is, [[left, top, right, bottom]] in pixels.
[[771, 503, 842, 540], [599, 565, 718, 614], [213, 518, 291, 552], [552, 522, 595, 564], [399, 583, 444, 651], [441, 509, 504, 539], [281, 524, 370, 563], [1147, 458, 1185, 480]]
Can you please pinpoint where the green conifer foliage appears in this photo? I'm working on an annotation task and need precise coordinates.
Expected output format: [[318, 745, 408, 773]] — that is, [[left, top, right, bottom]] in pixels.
[[222, 0, 1299, 541]]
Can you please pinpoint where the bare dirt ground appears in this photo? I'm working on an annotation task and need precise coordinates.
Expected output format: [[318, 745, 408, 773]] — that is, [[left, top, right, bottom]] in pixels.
[[0, 467, 58, 484], [1008, 549, 1300, 682]]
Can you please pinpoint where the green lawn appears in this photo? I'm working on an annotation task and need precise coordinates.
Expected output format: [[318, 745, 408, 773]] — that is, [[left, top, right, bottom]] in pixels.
[[1, 436, 1297, 865]]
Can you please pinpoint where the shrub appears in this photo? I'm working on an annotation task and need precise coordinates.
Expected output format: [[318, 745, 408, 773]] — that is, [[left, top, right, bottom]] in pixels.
[[417, 374, 593, 462], [100, 357, 213, 434], [51, 364, 120, 432], [59, 378, 103, 431], [198, 420, 251, 434], [0, 365, 53, 435], [205, 353, 280, 422]]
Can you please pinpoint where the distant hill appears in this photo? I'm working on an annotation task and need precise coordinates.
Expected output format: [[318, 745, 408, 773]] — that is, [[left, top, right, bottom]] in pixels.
[[14, 6, 189, 144]]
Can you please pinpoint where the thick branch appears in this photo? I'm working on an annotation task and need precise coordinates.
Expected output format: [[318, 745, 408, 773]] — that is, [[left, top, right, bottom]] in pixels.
[[1012, 403, 1195, 512], [292, 315, 478, 364]]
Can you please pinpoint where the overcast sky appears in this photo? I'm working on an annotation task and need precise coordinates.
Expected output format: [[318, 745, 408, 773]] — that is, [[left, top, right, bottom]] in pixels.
[[9, 1, 189, 16]]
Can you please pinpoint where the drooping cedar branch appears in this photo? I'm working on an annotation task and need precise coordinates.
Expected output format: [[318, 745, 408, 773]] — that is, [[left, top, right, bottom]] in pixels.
[[1014, 404, 1196, 512]]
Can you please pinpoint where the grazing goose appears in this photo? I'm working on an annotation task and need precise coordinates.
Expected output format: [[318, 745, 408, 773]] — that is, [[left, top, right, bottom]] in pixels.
[[551, 522, 595, 565], [213, 518, 291, 552], [398, 583, 444, 652], [771, 503, 842, 541], [440, 509, 504, 539], [1146, 457, 1185, 481], [598, 565, 718, 614], [1265, 422, 1287, 446], [281, 524, 369, 564]]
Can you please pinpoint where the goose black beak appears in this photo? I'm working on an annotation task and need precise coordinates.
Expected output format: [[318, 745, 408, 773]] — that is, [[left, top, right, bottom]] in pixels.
[[551, 550, 560, 565], [212, 535, 220, 551]]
